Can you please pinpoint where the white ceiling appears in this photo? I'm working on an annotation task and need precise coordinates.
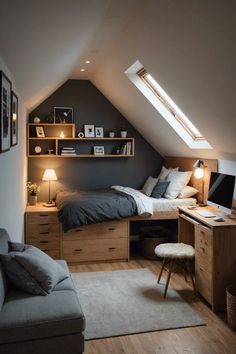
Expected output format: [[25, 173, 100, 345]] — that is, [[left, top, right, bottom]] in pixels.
[[0, 0, 235, 159]]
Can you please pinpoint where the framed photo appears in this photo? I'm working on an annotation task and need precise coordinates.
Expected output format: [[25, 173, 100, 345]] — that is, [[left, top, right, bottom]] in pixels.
[[36, 126, 45, 138], [54, 107, 73, 123], [84, 124, 95, 138], [11, 91, 18, 146], [94, 146, 105, 155], [95, 127, 104, 138], [0, 71, 12, 153]]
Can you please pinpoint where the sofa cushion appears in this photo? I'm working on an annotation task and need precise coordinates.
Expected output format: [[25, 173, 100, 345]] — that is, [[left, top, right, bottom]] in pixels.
[[0, 288, 85, 344], [0, 228, 10, 311], [53, 260, 77, 292]]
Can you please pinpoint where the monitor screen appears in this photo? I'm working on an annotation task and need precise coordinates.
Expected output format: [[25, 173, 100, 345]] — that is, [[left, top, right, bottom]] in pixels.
[[208, 172, 235, 210]]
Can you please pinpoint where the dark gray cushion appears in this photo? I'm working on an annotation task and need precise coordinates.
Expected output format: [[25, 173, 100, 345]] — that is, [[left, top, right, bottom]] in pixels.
[[8, 241, 26, 252], [0, 228, 10, 311], [53, 260, 76, 292], [0, 288, 85, 344], [151, 180, 170, 198]]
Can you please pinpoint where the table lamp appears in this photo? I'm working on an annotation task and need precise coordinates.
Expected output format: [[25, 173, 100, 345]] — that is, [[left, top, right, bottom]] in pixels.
[[42, 169, 57, 207], [193, 160, 206, 206]]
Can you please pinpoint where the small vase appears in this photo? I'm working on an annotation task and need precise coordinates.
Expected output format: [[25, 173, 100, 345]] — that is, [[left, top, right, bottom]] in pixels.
[[109, 132, 115, 138], [29, 195, 37, 206], [120, 131, 127, 138]]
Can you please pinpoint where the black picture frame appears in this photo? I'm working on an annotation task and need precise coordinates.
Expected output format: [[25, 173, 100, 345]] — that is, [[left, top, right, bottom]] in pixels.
[[95, 127, 104, 138], [54, 106, 73, 123], [11, 91, 18, 146], [0, 71, 12, 153]]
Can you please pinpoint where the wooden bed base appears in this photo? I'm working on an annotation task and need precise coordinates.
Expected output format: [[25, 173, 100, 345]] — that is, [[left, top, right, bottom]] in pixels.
[[62, 157, 218, 264]]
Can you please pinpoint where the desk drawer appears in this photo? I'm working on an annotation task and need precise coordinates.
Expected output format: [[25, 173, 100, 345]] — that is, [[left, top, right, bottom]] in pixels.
[[27, 223, 61, 236], [195, 260, 212, 304], [27, 213, 59, 225], [195, 224, 212, 258], [64, 221, 128, 241], [63, 238, 128, 263]]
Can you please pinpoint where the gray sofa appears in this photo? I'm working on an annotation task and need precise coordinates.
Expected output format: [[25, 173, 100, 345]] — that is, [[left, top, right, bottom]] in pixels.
[[0, 228, 85, 354]]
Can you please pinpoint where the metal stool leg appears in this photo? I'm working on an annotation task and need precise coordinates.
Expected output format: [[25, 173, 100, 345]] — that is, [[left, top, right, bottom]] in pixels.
[[187, 259, 196, 294], [157, 258, 167, 283], [164, 259, 174, 298]]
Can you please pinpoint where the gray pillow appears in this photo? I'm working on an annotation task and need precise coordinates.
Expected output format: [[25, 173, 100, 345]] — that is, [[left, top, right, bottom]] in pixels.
[[0, 253, 47, 296], [8, 241, 26, 252], [151, 181, 170, 199], [0, 245, 68, 295]]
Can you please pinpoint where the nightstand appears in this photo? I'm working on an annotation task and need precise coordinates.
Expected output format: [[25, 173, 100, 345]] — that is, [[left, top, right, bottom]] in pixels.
[[25, 203, 62, 259]]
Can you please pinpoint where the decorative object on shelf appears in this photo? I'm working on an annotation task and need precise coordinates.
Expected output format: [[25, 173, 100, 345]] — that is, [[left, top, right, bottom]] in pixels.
[[61, 147, 76, 156], [26, 181, 40, 205], [33, 116, 40, 123], [95, 127, 104, 138], [84, 124, 95, 137], [54, 107, 73, 123], [34, 145, 42, 154], [42, 169, 58, 207], [36, 126, 45, 138], [109, 130, 115, 138], [120, 127, 127, 138], [60, 131, 65, 138], [0, 71, 12, 153], [193, 159, 206, 206], [78, 132, 84, 139], [94, 146, 105, 155], [48, 149, 54, 155], [11, 91, 18, 146]]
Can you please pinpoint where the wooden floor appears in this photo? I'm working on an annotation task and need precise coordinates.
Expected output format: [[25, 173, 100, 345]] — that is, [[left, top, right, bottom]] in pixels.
[[69, 257, 236, 354]]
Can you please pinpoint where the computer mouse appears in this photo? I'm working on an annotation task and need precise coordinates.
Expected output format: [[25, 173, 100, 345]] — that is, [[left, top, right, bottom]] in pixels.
[[213, 216, 225, 222]]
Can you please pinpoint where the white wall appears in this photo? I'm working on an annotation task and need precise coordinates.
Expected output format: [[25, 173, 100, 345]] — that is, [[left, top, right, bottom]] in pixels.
[[218, 160, 236, 199], [0, 55, 27, 241]]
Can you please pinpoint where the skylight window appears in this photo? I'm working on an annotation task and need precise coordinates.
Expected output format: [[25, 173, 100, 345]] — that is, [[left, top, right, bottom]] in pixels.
[[125, 61, 212, 149]]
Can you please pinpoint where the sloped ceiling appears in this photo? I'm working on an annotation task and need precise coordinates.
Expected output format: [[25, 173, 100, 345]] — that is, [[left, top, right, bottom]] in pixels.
[[0, 0, 235, 159]]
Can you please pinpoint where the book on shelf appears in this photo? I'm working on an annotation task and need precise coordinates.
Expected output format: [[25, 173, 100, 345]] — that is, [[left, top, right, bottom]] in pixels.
[[112, 141, 132, 155], [61, 147, 77, 155]]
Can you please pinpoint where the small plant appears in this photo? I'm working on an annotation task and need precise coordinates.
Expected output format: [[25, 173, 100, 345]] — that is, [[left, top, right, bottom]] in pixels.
[[120, 126, 127, 132], [26, 182, 40, 196]]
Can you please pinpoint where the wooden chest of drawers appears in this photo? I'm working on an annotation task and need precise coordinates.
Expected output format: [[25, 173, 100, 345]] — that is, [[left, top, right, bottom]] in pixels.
[[62, 220, 129, 263], [25, 204, 62, 259]]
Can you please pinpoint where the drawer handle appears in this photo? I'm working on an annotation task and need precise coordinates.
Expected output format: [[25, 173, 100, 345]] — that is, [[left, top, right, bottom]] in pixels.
[[75, 249, 83, 252], [109, 247, 116, 250], [200, 267, 204, 272], [39, 241, 49, 244], [40, 232, 49, 235], [39, 214, 49, 217], [200, 247, 205, 252], [40, 223, 49, 226], [108, 228, 116, 231], [75, 229, 83, 233]]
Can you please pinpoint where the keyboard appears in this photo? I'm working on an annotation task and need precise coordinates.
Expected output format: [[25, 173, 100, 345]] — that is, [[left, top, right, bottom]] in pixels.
[[195, 210, 216, 218]]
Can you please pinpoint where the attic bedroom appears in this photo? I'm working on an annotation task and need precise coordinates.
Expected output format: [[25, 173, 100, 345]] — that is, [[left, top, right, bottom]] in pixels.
[[0, 1, 235, 354]]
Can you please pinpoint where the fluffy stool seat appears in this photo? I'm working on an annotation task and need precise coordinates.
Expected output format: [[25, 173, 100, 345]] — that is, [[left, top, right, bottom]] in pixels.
[[155, 243, 195, 259], [154, 242, 196, 298]]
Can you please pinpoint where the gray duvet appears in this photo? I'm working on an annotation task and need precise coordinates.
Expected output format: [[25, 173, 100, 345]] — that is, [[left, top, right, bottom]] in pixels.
[[56, 189, 137, 232]]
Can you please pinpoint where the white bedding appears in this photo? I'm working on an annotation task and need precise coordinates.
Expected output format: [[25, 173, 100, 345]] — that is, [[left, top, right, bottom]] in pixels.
[[150, 197, 197, 212]]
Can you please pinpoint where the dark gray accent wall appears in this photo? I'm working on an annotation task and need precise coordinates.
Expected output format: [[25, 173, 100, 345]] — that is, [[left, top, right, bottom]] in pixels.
[[29, 80, 163, 201]]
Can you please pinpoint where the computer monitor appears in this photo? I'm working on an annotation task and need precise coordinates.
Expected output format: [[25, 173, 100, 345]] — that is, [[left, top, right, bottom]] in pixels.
[[208, 172, 236, 213]]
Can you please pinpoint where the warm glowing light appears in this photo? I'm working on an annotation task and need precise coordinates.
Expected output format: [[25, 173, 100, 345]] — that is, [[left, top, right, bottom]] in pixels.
[[85, 60, 90, 64], [80, 68, 85, 72], [13, 113, 17, 121], [194, 167, 204, 179], [42, 169, 57, 181], [60, 131, 65, 138]]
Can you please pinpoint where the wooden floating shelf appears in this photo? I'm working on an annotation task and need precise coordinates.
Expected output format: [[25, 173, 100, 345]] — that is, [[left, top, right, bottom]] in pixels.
[[29, 137, 134, 141], [28, 123, 75, 126], [28, 154, 134, 158]]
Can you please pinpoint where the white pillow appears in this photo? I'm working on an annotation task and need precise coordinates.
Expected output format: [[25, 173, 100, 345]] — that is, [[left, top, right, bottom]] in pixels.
[[158, 166, 179, 181], [178, 185, 198, 199], [142, 176, 158, 196], [164, 171, 192, 199]]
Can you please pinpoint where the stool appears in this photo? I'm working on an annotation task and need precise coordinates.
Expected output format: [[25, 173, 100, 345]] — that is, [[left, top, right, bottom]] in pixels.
[[154, 243, 196, 298]]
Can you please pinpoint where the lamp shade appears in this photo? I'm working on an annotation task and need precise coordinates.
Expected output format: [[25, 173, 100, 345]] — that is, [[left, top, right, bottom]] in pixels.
[[193, 160, 205, 179], [42, 169, 57, 181]]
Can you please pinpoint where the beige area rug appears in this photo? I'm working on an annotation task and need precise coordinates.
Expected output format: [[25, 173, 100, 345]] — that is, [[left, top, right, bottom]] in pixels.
[[72, 268, 204, 340]]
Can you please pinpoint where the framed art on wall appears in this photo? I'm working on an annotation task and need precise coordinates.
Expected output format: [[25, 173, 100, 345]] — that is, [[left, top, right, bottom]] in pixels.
[[94, 146, 105, 155], [95, 127, 104, 138], [11, 91, 18, 146], [84, 124, 95, 138], [36, 126, 45, 138], [54, 107, 73, 123], [0, 71, 12, 153]]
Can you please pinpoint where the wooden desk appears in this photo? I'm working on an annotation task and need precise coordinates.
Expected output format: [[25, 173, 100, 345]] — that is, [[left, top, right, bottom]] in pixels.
[[178, 206, 236, 312]]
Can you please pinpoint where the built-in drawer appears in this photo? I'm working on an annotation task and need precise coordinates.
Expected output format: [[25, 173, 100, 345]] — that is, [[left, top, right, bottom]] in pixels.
[[195, 260, 212, 304], [63, 237, 128, 263], [64, 221, 128, 241], [194, 224, 212, 258], [27, 223, 61, 236], [27, 212, 59, 225]]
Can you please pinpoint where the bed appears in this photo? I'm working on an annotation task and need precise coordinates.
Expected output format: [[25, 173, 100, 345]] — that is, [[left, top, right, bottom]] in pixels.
[[60, 157, 218, 263]]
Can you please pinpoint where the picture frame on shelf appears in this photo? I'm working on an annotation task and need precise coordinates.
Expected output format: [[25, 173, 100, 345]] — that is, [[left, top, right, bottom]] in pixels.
[[95, 127, 104, 138], [54, 107, 73, 124], [0, 71, 12, 153], [84, 124, 95, 138], [94, 146, 105, 155], [11, 91, 18, 146], [35, 126, 45, 138]]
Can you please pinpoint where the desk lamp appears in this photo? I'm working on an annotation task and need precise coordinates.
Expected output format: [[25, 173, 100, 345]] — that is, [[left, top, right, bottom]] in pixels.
[[42, 169, 57, 207], [193, 160, 206, 206]]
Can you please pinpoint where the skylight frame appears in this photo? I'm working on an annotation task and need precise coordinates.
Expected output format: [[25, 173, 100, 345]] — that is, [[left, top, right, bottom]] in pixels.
[[137, 68, 204, 141]]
